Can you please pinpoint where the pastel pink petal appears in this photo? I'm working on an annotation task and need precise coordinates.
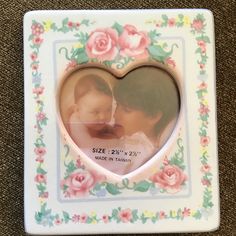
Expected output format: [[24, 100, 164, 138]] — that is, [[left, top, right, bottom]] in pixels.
[[88, 31, 106, 45], [99, 46, 119, 61], [105, 28, 118, 42], [154, 173, 168, 188], [118, 31, 130, 48], [124, 24, 138, 33]]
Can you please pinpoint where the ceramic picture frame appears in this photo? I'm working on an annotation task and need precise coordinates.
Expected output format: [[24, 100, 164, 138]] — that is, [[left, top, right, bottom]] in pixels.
[[24, 9, 219, 234]]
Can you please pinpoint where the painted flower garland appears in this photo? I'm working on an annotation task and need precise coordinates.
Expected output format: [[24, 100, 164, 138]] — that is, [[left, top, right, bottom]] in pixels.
[[29, 13, 214, 227], [59, 22, 178, 70], [61, 137, 186, 198]]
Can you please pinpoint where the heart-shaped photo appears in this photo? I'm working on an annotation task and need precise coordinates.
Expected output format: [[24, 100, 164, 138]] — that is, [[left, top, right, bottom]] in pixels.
[[58, 64, 180, 176]]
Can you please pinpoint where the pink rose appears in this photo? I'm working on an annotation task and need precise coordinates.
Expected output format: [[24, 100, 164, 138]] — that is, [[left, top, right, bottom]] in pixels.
[[150, 165, 187, 193], [197, 40, 206, 48], [54, 219, 62, 225], [34, 147, 46, 156], [30, 53, 37, 61], [35, 174, 46, 183], [118, 209, 132, 223], [31, 23, 44, 35], [162, 156, 169, 166], [118, 25, 150, 59], [182, 207, 191, 217], [102, 215, 109, 223], [31, 64, 38, 70], [72, 214, 80, 223], [201, 178, 211, 187], [39, 192, 48, 198], [191, 19, 204, 32], [36, 112, 46, 121], [33, 86, 44, 96], [201, 164, 211, 173], [200, 63, 205, 69], [76, 159, 83, 168], [168, 18, 176, 27], [198, 104, 209, 115], [86, 28, 118, 61], [67, 21, 73, 27], [33, 36, 43, 45], [159, 211, 166, 219], [61, 169, 104, 197], [80, 213, 88, 223], [66, 60, 77, 71], [198, 82, 207, 90], [197, 40, 206, 53], [36, 156, 44, 163], [165, 57, 176, 68], [200, 136, 210, 147]]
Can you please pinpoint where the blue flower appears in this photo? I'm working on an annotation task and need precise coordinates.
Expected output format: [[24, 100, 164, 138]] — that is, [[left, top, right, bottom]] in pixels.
[[149, 186, 159, 195], [197, 74, 208, 82], [95, 188, 106, 197], [200, 207, 213, 220], [32, 73, 42, 84]]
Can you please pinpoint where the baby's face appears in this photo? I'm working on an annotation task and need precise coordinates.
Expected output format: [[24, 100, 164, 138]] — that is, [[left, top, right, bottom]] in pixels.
[[76, 90, 112, 131]]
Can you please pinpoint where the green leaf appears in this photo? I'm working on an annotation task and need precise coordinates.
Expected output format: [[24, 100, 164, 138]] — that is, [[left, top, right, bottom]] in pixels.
[[147, 43, 175, 62], [169, 157, 185, 170], [112, 22, 123, 35], [65, 161, 77, 174], [37, 184, 46, 192], [28, 34, 34, 41], [162, 42, 168, 48], [176, 22, 184, 27], [62, 17, 69, 25], [195, 48, 202, 54], [103, 60, 113, 67], [141, 214, 147, 224], [151, 217, 157, 223], [76, 51, 89, 64], [192, 210, 202, 220], [178, 14, 184, 20], [148, 30, 161, 43], [202, 36, 210, 43], [63, 211, 70, 223], [35, 212, 42, 223], [41, 203, 47, 214], [132, 209, 139, 221], [134, 180, 151, 192], [112, 209, 119, 218], [37, 167, 47, 175], [63, 184, 68, 191], [162, 14, 168, 21], [93, 183, 102, 191], [51, 23, 57, 30], [196, 90, 203, 99], [62, 26, 70, 33], [87, 217, 92, 224], [81, 19, 90, 26], [196, 14, 205, 22], [161, 22, 168, 27], [106, 183, 121, 195]]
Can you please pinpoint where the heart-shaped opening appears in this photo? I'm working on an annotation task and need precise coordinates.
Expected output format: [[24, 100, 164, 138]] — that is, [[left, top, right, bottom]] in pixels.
[[57, 63, 180, 177]]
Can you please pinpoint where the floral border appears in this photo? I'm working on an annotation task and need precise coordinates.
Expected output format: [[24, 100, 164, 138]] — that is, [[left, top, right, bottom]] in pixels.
[[61, 137, 186, 198], [29, 13, 214, 227]]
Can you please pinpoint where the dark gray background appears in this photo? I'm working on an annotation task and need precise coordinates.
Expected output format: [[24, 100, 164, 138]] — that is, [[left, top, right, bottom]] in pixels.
[[0, 0, 235, 235]]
